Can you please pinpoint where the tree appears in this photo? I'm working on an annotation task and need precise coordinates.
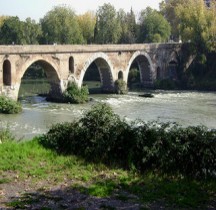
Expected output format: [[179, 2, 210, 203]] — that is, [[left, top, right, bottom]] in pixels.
[[176, 0, 216, 56], [138, 7, 171, 43], [77, 11, 96, 44], [40, 6, 83, 44], [0, 16, 42, 45], [0, 16, 9, 27], [0, 16, 24, 44], [23, 18, 42, 44], [118, 8, 137, 44], [94, 3, 121, 44], [160, 0, 183, 41]]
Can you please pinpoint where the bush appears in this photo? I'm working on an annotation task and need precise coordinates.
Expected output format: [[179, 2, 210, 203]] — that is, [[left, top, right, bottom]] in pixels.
[[131, 122, 216, 177], [39, 122, 81, 154], [0, 96, 22, 114], [39, 103, 216, 178], [114, 79, 128, 94], [63, 82, 89, 104]]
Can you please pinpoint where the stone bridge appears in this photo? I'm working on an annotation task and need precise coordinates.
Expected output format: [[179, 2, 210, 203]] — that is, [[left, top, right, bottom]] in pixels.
[[0, 43, 188, 100]]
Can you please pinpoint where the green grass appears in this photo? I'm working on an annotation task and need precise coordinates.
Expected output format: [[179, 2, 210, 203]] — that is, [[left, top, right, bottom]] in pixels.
[[0, 139, 215, 209]]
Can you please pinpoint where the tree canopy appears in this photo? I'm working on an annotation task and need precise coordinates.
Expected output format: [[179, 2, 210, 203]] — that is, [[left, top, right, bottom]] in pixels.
[[40, 6, 84, 44], [176, 0, 216, 54], [94, 3, 121, 44], [77, 11, 96, 44], [117, 8, 137, 43], [0, 16, 42, 44], [138, 7, 171, 43]]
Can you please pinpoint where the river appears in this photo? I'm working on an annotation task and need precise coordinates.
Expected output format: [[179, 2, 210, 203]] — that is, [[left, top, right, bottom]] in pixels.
[[0, 90, 216, 140]]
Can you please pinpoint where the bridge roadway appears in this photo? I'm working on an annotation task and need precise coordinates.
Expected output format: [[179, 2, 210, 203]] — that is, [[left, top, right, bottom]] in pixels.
[[0, 43, 185, 100]]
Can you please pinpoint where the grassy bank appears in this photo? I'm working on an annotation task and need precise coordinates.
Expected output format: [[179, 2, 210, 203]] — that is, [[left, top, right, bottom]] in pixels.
[[0, 139, 215, 208]]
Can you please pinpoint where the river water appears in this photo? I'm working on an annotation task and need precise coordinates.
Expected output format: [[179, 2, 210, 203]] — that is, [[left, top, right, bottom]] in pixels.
[[0, 90, 216, 140]]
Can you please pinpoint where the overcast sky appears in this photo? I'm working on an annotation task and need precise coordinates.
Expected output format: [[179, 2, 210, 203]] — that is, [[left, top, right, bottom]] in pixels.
[[0, 0, 161, 22]]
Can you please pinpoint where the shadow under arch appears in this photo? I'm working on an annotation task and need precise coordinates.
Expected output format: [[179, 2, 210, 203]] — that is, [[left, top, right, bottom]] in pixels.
[[79, 53, 114, 92], [3, 59, 12, 86], [168, 60, 178, 80], [126, 51, 154, 87], [167, 51, 179, 80], [19, 56, 62, 100], [118, 71, 123, 80]]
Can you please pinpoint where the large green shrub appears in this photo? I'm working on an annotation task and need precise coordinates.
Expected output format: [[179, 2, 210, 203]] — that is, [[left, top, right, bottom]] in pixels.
[[39, 122, 81, 154], [39, 103, 216, 178], [114, 79, 128, 94], [0, 96, 22, 114], [63, 82, 89, 104], [130, 122, 216, 177]]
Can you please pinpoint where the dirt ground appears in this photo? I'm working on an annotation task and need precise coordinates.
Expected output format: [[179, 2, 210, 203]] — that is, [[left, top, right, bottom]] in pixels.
[[0, 176, 150, 210], [1, 173, 215, 210]]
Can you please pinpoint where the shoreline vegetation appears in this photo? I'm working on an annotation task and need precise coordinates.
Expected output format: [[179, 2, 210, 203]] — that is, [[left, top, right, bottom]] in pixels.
[[0, 103, 215, 209], [0, 96, 22, 114]]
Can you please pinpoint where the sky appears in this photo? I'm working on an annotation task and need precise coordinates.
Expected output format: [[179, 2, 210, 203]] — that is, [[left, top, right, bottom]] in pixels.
[[0, 0, 161, 22]]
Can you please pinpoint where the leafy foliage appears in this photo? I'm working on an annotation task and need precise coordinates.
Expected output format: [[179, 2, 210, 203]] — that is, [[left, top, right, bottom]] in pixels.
[[161, 0, 216, 54], [63, 82, 89, 104], [176, 0, 216, 54], [138, 7, 171, 43], [40, 6, 84, 44], [159, 0, 183, 41], [0, 96, 22, 114], [77, 11, 96, 44], [0, 16, 23, 44], [0, 16, 42, 44], [40, 103, 216, 178], [114, 79, 128, 94], [94, 3, 121, 44], [22, 18, 42, 44], [117, 8, 137, 43]]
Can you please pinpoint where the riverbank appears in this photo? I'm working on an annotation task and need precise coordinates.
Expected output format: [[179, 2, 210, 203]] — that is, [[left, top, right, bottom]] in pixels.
[[0, 139, 216, 209]]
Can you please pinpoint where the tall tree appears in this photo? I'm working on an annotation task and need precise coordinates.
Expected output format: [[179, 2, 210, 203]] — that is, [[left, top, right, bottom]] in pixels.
[[40, 6, 83, 44], [118, 8, 137, 43], [0, 16, 23, 44], [94, 3, 121, 44], [0, 16, 9, 27], [23, 18, 42, 44], [160, 0, 183, 41], [176, 0, 216, 56], [138, 7, 171, 43], [77, 11, 96, 44]]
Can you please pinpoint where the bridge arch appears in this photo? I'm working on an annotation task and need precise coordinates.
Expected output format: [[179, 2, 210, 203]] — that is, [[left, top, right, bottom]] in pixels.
[[78, 52, 114, 91], [126, 51, 154, 87], [18, 55, 62, 99], [3, 59, 12, 86]]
